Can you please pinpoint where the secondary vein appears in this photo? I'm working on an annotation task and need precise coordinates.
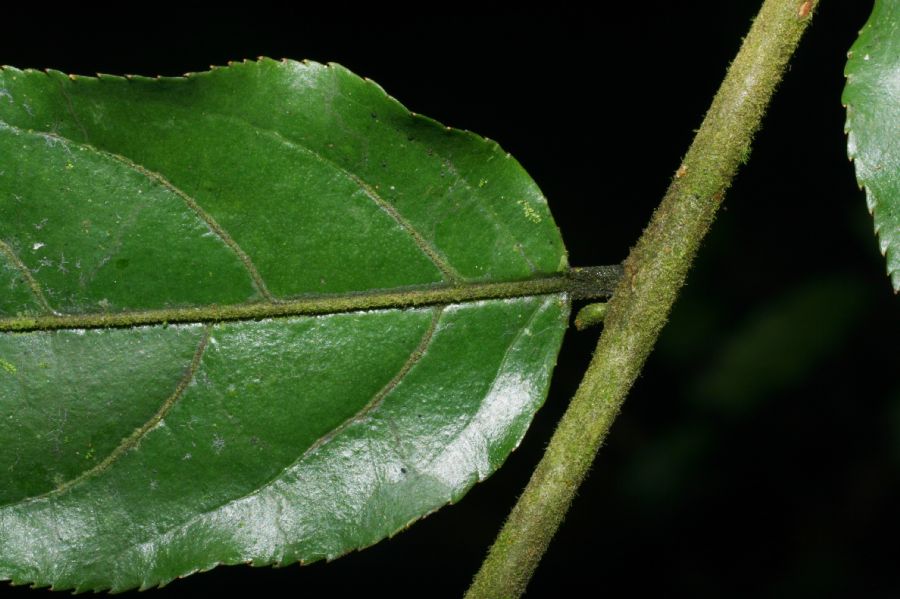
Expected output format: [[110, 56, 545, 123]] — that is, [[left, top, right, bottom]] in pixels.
[[0, 238, 55, 315], [1, 122, 276, 302], [20, 325, 212, 504], [206, 112, 464, 284], [107, 308, 444, 563], [305, 306, 443, 457], [111, 156, 277, 302]]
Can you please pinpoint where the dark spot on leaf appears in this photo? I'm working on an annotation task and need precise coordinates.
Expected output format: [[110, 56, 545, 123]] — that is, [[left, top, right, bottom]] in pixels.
[[400, 467, 407, 474], [115, 258, 130, 270]]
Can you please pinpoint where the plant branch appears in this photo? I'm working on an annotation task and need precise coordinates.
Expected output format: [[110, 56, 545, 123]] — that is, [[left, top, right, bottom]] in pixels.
[[465, 1, 819, 597]]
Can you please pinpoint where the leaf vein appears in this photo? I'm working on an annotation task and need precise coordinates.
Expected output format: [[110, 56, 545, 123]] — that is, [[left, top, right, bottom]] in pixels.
[[0, 122, 275, 302], [55, 77, 90, 143], [15, 325, 212, 504], [0, 272, 612, 333], [0, 238, 56, 315], [110, 308, 443, 562], [421, 299, 548, 475], [305, 306, 443, 457], [202, 112, 463, 284], [92, 151, 277, 302]]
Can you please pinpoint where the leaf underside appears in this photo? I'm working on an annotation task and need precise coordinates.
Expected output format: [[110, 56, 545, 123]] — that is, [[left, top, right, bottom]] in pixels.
[[0, 59, 569, 591], [843, 0, 900, 291]]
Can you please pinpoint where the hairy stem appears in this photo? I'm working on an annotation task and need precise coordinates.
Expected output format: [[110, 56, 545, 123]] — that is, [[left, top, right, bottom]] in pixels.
[[573, 302, 607, 330], [466, 1, 818, 597]]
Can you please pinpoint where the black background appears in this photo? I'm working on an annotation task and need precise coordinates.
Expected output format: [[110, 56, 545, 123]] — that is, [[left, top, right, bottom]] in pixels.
[[2, 2, 898, 597]]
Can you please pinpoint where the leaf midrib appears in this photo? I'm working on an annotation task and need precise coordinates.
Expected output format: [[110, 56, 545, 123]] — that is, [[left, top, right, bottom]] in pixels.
[[0, 275, 581, 332]]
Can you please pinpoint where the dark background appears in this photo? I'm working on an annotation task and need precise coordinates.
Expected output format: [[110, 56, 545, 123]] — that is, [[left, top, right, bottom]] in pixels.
[[3, 2, 897, 597]]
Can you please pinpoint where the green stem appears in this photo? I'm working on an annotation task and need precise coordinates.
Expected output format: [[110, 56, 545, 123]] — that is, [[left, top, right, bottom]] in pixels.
[[465, 2, 818, 597]]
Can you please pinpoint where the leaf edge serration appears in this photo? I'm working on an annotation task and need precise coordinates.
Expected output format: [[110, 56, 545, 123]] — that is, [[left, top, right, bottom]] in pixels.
[[841, 2, 900, 292], [0, 58, 572, 592]]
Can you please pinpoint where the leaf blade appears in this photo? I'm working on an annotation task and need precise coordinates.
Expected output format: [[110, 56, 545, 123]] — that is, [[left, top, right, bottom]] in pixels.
[[0, 297, 568, 592], [843, 0, 900, 291], [0, 59, 572, 590], [0, 59, 567, 308]]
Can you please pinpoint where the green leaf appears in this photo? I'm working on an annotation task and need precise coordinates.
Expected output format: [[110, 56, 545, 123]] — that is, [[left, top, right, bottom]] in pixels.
[[843, 0, 900, 291], [0, 59, 572, 591]]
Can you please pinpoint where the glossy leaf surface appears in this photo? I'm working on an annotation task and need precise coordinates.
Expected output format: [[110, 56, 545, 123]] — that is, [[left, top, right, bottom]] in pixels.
[[0, 60, 570, 591], [843, 0, 900, 291]]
